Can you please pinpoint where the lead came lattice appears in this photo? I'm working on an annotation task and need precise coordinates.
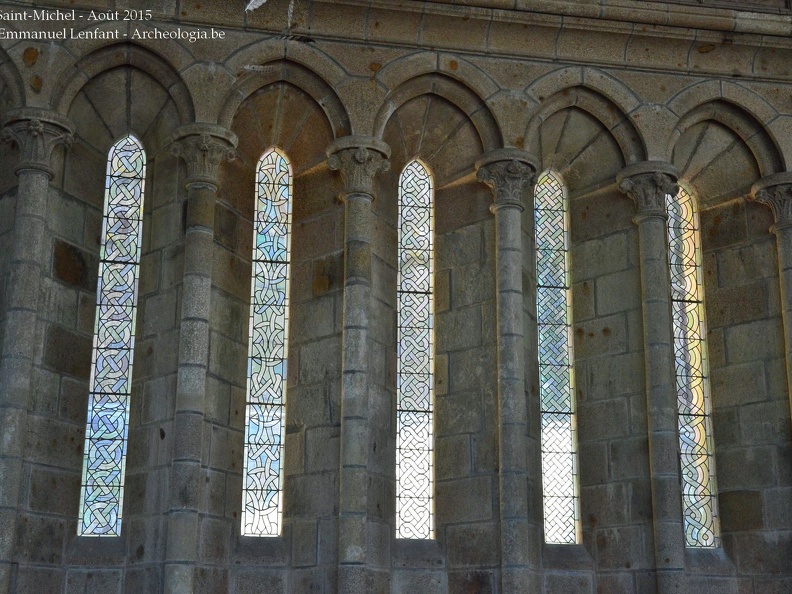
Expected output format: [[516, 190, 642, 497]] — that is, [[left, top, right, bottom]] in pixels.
[[397, 160, 434, 539], [79, 135, 146, 537], [535, 170, 580, 544], [242, 148, 292, 537], [666, 185, 719, 548]]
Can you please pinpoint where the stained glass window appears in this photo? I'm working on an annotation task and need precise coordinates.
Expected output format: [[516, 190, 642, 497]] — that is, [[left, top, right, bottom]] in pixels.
[[666, 185, 719, 548], [242, 148, 292, 537], [396, 159, 434, 539], [79, 135, 146, 536], [535, 170, 580, 544]]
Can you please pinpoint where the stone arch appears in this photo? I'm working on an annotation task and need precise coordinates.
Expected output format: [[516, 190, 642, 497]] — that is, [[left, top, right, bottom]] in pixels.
[[671, 99, 784, 205], [0, 45, 24, 112], [376, 51, 500, 102], [224, 37, 348, 89], [525, 85, 646, 167], [374, 72, 502, 155], [218, 58, 350, 139], [667, 80, 778, 126], [526, 66, 643, 119], [52, 43, 195, 125], [524, 86, 646, 193]]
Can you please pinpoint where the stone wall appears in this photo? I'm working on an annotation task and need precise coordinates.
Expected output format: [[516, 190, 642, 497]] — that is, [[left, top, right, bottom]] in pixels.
[[0, 0, 791, 592]]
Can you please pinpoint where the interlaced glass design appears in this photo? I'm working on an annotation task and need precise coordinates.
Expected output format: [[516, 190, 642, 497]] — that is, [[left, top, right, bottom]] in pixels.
[[666, 185, 719, 548], [242, 148, 292, 537], [396, 159, 434, 539], [79, 135, 146, 536], [535, 170, 580, 544]]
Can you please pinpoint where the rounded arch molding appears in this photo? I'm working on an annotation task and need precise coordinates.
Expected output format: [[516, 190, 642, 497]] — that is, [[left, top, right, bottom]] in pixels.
[[51, 43, 195, 125], [525, 66, 643, 117], [667, 80, 778, 127], [0, 45, 25, 111], [219, 58, 350, 139], [375, 51, 499, 101], [671, 99, 783, 179], [373, 72, 502, 154], [524, 84, 647, 169]]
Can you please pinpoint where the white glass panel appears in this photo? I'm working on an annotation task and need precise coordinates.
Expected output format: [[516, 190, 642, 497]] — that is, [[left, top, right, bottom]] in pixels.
[[397, 160, 434, 539], [535, 170, 580, 545]]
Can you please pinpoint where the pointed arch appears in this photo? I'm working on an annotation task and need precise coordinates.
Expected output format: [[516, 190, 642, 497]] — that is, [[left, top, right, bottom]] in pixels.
[[535, 169, 580, 544], [397, 158, 435, 539], [374, 73, 502, 153], [242, 147, 293, 537], [666, 184, 719, 548], [525, 86, 647, 170], [79, 134, 147, 537], [670, 99, 783, 180], [53, 44, 194, 125], [219, 59, 350, 139], [0, 45, 24, 111]]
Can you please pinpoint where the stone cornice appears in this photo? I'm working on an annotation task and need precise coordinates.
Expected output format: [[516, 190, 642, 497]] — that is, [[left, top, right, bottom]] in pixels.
[[419, 0, 792, 33], [314, 0, 792, 39], [2, 0, 792, 42], [3, 1, 792, 86]]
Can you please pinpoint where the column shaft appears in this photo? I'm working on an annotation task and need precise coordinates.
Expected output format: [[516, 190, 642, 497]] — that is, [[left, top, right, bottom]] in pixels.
[[328, 136, 390, 594], [477, 150, 538, 593], [752, 176, 792, 420], [775, 227, 792, 414], [165, 128, 236, 594], [618, 164, 686, 594], [0, 113, 72, 591], [338, 192, 373, 566]]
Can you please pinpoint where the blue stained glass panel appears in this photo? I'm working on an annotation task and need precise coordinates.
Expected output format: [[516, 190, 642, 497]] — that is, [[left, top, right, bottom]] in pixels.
[[79, 136, 145, 537], [242, 148, 292, 537]]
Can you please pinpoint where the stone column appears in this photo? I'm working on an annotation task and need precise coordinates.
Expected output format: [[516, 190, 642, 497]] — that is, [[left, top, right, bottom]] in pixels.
[[476, 149, 539, 593], [165, 124, 236, 594], [752, 173, 792, 418], [327, 136, 390, 593], [617, 162, 685, 594], [0, 110, 73, 591]]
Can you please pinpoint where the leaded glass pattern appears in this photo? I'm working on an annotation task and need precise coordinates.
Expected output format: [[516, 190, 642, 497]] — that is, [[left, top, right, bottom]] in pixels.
[[535, 170, 580, 544], [666, 185, 719, 548], [79, 135, 146, 536], [397, 159, 434, 539], [242, 148, 292, 537]]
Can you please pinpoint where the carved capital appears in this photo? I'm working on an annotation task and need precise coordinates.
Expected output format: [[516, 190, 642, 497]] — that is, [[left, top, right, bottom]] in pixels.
[[172, 124, 237, 190], [476, 149, 539, 211], [752, 173, 792, 231], [327, 135, 390, 198], [2, 110, 74, 178], [617, 162, 679, 220]]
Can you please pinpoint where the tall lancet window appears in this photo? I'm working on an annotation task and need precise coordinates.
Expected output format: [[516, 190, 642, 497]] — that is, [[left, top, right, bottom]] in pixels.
[[242, 148, 292, 537], [79, 135, 146, 536], [535, 170, 580, 544], [666, 185, 719, 547], [396, 159, 434, 539]]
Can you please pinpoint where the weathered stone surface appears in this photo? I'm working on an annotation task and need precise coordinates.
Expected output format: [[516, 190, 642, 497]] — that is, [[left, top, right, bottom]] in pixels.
[[42, 324, 92, 378], [2, 3, 792, 593], [720, 490, 765, 532]]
